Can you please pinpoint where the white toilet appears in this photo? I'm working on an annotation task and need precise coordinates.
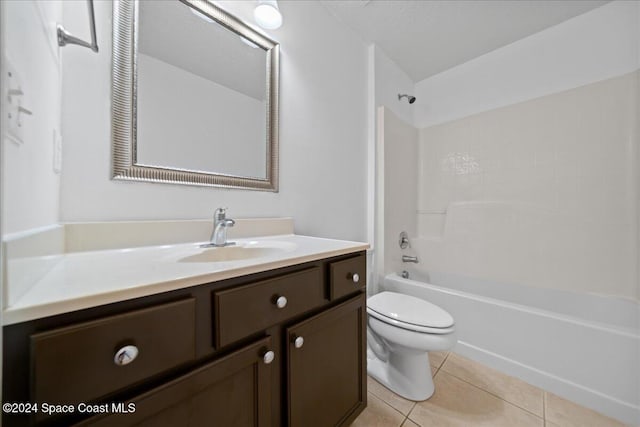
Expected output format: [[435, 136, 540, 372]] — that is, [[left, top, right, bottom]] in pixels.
[[366, 291, 456, 401]]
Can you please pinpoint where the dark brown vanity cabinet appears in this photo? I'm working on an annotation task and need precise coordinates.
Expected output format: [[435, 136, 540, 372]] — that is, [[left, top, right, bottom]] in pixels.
[[3, 251, 367, 427], [287, 296, 366, 427]]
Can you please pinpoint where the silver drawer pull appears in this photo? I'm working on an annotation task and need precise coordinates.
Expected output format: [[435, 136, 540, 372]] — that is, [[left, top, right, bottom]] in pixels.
[[114, 345, 138, 366], [275, 295, 288, 308], [348, 273, 360, 283], [294, 336, 304, 349], [263, 350, 275, 364]]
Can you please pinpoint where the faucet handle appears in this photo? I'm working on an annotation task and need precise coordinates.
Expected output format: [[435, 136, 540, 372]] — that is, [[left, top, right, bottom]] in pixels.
[[214, 207, 228, 220]]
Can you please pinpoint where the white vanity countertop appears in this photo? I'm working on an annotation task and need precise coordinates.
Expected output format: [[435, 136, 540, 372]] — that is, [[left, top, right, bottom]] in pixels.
[[3, 234, 368, 325]]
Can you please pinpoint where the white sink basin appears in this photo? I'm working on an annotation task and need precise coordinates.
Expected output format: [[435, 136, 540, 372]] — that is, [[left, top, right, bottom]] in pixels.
[[179, 240, 297, 263]]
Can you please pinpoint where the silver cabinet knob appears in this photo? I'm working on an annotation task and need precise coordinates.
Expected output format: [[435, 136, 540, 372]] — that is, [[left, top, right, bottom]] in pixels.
[[114, 345, 138, 366], [350, 273, 360, 283], [294, 336, 304, 349], [275, 295, 288, 309], [263, 350, 275, 364]]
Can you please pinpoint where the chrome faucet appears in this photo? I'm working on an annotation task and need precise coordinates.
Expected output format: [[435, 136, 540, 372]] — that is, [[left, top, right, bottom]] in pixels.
[[203, 207, 236, 247]]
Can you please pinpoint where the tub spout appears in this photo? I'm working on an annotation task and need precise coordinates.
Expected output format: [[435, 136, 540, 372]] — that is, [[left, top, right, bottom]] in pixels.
[[402, 255, 418, 263]]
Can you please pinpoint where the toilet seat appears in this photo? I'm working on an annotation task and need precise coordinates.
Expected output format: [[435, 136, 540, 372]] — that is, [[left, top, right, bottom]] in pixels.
[[367, 291, 455, 335]]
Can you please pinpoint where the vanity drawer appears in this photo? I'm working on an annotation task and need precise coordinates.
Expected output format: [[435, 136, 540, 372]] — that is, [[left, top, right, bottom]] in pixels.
[[31, 298, 196, 406], [330, 254, 366, 299], [74, 336, 273, 427], [214, 267, 325, 347]]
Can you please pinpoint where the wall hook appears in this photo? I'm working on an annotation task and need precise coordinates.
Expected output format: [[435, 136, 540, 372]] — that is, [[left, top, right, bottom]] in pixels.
[[57, 0, 99, 53]]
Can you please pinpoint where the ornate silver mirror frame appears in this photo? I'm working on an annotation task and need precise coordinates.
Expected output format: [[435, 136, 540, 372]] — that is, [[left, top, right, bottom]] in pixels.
[[111, 0, 280, 191]]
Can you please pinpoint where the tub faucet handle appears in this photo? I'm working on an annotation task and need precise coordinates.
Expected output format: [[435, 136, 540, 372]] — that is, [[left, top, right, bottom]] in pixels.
[[399, 231, 410, 249], [402, 255, 418, 263]]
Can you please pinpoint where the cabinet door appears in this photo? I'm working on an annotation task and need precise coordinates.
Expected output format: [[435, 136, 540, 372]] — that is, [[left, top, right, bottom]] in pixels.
[[286, 294, 366, 427], [76, 337, 274, 427]]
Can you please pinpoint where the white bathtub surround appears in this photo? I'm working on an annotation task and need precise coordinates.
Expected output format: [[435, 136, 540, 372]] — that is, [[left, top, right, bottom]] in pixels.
[[381, 273, 640, 426], [416, 70, 639, 301], [3, 228, 368, 325], [375, 107, 419, 284]]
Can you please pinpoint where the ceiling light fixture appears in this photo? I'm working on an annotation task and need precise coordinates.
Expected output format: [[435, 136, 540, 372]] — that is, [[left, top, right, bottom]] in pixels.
[[254, 0, 282, 30]]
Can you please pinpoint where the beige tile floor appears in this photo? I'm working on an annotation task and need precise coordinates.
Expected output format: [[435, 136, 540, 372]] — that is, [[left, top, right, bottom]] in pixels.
[[352, 351, 630, 427]]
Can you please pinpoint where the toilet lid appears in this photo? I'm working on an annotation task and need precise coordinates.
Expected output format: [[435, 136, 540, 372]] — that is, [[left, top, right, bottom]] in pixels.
[[367, 291, 454, 329]]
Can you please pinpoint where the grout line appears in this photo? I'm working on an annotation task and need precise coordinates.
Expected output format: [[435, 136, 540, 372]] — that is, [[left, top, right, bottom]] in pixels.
[[408, 401, 416, 417], [406, 414, 420, 427], [441, 351, 451, 366], [543, 391, 546, 422], [438, 370, 545, 421], [431, 352, 451, 371], [371, 392, 410, 419], [368, 375, 419, 419]]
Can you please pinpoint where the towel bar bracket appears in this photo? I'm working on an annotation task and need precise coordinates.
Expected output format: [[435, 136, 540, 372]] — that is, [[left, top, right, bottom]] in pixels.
[[57, 0, 99, 53]]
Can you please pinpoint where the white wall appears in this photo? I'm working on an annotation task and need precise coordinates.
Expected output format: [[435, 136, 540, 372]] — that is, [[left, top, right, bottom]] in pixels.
[[413, 0, 640, 128], [373, 46, 414, 124], [2, 0, 62, 234], [60, 0, 368, 241], [137, 54, 265, 178]]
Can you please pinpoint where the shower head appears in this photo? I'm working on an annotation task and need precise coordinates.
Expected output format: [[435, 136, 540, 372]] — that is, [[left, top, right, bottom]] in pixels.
[[398, 93, 416, 104]]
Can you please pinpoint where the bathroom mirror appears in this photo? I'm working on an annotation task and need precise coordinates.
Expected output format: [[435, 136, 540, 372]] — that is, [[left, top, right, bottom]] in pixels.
[[112, 0, 280, 191]]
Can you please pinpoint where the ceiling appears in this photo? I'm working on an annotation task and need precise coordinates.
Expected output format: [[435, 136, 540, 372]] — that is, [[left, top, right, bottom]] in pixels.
[[320, 0, 610, 82]]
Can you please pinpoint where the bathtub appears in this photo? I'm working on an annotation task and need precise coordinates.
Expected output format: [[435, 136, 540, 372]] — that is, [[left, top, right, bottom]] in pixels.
[[380, 272, 640, 425]]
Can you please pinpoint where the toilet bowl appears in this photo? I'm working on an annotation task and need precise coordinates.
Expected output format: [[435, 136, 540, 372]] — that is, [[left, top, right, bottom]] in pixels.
[[366, 291, 456, 401]]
